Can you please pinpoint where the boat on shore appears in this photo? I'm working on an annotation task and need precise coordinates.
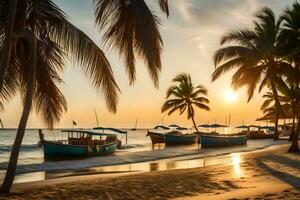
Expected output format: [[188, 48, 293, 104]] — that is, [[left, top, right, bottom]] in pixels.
[[39, 129, 118, 158], [200, 134, 247, 148], [146, 131, 165, 145], [164, 131, 197, 145]]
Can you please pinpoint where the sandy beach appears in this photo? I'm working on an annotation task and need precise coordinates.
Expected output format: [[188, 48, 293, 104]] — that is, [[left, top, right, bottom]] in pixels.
[[0, 143, 299, 200]]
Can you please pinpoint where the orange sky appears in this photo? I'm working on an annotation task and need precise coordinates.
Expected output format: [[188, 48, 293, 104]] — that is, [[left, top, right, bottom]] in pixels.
[[1, 0, 295, 128]]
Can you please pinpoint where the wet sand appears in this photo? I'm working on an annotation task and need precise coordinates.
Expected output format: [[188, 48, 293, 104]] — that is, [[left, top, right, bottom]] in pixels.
[[1, 144, 300, 200]]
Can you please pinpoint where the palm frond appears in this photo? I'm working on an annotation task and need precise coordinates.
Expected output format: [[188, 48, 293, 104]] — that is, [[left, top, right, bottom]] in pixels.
[[94, 0, 163, 87], [159, 0, 169, 16], [35, 0, 119, 113]]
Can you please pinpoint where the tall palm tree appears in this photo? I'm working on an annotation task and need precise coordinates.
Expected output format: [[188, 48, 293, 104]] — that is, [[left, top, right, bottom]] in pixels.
[[212, 8, 289, 140], [0, 0, 170, 192], [276, 79, 300, 152], [161, 73, 210, 133], [0, 0, 119, 193], [93, 0, 169, 87]]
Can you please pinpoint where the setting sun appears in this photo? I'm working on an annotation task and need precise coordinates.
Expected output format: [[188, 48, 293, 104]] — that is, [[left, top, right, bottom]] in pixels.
[[225, 89, 237, 103]]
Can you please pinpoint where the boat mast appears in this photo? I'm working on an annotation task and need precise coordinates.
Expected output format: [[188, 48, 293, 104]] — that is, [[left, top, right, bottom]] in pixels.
[[135, 119, 138, 129], [94, 107, 99, 127]]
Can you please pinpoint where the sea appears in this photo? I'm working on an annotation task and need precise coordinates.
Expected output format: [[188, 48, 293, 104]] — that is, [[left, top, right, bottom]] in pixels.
[[0, 127, 288, 184]]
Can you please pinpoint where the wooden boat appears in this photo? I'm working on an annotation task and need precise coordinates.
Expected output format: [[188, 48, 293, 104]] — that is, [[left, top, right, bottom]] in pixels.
[[39, 129, 118, 158], [200, 135, 247, 148], [146, 131, 165, 145], [164, 132, 197, 145]]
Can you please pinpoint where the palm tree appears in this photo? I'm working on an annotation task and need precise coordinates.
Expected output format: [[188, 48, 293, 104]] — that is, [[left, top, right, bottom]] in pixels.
[[161, 73, 210, 133], [260, 91, 295, 140], [0, 0, 170, 192], [93, 0, 169, 87], [0, 0, 119, 192], [276, 79, 300, 152], [212, 7, 289, 140]]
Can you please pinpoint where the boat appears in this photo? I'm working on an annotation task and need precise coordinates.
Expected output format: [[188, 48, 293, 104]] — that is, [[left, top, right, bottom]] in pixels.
[[146, 130, 165, 145], [164, 131, 197, 145], [199, 135, 247, 148], [39, 129, 118, 158], [131, 119, 138, 131]]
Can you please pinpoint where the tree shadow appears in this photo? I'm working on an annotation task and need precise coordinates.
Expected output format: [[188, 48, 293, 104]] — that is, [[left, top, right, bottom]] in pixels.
[[256, 154, 300, 190]]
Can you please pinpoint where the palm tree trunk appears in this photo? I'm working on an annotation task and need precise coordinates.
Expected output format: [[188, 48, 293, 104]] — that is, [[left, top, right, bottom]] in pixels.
[[270, 80, 281, 140], [289, 105, 296, 141], [288, 114, 300, 153], [0, 0, 18, 92], [190, 114, 199, 133], [0, 30, 37, 193]]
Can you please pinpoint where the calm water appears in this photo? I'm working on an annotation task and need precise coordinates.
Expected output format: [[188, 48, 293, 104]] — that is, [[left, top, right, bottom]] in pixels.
[[0, 128, 152, 168], [0, 127, 240, 168]]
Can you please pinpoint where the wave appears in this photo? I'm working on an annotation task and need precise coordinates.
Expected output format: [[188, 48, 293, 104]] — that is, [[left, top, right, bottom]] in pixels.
[[0, 144, 40, 153]]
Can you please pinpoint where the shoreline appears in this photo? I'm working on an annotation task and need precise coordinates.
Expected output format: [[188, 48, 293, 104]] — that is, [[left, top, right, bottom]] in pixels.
[[4, 139, 288, 177], [2, 143, 300, 199]]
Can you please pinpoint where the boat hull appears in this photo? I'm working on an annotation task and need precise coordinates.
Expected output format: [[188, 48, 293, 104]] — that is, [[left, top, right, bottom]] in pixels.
[[200, 135, 247, 148], [164, 134, 197, 145], [42, 141, 118, 158], [147, 131, 165, 144]]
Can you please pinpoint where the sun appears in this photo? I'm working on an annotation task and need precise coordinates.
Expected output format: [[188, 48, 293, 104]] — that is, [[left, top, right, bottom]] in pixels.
[[225, 89, 237, 103]]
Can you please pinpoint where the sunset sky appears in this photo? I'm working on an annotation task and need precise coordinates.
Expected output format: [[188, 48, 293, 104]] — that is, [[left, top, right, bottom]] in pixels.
[[3, 0, 295, 128]]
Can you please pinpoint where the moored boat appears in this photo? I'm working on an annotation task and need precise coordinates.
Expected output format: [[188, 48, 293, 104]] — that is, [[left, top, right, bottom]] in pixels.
[[164, 131, 197, 145], [39, 129, 118, 158], [146, 131, 165, 145], [200, 135, 247, 148]]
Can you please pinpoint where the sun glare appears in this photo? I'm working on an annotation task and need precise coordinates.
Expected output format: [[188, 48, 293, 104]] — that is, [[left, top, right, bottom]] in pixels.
[[225, 89, 237, 103]]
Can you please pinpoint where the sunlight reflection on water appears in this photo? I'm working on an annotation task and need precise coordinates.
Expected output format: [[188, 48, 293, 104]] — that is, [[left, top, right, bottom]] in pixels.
[[231, 153, 243, 178]]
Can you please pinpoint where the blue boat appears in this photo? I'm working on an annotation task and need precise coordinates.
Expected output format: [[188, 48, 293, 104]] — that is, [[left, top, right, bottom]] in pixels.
[[164, 132, 197, 145], [199, 135, 247, 148], [39, 129, 118, 158]]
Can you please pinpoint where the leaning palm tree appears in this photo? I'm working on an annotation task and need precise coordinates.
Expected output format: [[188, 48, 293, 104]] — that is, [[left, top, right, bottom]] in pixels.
[[212, 7, 289, 140], [0, 0, 119, 193], [161, 73, 210, 133], [93, 0, 169, 87], [0, 0, 170, 192]]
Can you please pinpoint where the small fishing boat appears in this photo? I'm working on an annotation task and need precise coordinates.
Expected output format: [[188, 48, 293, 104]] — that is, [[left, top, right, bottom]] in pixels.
[[146, 130, 165, 145], [39, 129, 118, 158], [164, 131, 197, 145], [200, 135, 247, 148]]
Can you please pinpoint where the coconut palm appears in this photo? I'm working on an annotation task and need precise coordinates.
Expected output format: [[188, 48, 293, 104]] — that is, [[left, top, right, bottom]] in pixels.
[[212, 7, 290, 140], [161, 73, 210, 133], [94, 0, 169, 87], [0, 0, 119, 192], [0, 0, 170, 192], [276, 79, 300, 152]]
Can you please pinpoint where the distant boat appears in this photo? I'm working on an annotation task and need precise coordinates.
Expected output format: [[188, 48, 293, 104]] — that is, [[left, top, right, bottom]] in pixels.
[[200, 135, 247, 148], [39, 129, 118, 158], [146, 130, 165, 145], [131, 119, 138, 131], [164, 131, 197, 145]]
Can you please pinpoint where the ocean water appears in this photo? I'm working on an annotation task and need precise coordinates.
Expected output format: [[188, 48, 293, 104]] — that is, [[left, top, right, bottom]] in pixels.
[[0, 128, 152, 168], [0, 127, 241, 168]]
